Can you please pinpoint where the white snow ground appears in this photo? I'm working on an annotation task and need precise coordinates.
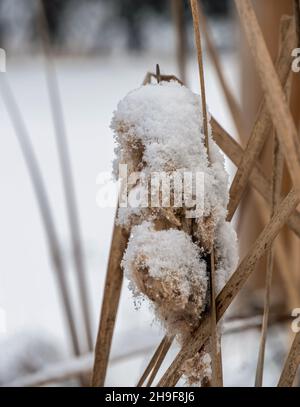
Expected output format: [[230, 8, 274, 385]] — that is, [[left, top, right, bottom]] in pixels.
[[0, 52, 285, 386]]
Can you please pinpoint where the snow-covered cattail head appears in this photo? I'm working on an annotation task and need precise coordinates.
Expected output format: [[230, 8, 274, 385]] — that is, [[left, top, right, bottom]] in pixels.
[[111, 80, 238, 385]]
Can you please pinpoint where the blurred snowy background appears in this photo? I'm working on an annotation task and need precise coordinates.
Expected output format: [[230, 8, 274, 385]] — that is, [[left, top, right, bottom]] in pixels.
[[0, 0, 290, 387]]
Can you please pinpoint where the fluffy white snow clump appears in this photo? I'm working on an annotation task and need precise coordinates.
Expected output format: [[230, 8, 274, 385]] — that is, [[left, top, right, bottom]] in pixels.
[[112, 81, 229, 227], [111, 80, 239, 385], [122, 221, 208, 334]]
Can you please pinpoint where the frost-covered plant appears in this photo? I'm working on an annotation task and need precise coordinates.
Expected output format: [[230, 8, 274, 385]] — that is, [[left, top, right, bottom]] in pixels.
[[122, 221, 208, 336], [111, 80, 238, 385]]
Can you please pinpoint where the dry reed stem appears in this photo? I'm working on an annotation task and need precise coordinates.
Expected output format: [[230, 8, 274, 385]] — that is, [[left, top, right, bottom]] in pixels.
[[197, 1, 246, 143], [0, 76, 82, 359], [224, 314, 291, 336], [251, 190, 299, 308], [255, 70, 291, 385], [272, 141, 285, 211], [38, 0, 93, 352], [293, 0, 300, 47], [255, 133, 282, 386], [190, 0, 222, 386], [278, 332, 300, 387], [254, 235, 275, 387], [209, 249, 223, 387], [91, 223, 129, 386], [211, 117, 300, 240], [137, 336, 169, 387], [171, 0, 187, 85], [214, 91, 300, 307], [190, 0, 209, 153], [146, 336, 174, 387], [213, 117, 299, 305], [234, 0, 300, 195], [158, 189, 300, 386], [227, 16, 295, 222]]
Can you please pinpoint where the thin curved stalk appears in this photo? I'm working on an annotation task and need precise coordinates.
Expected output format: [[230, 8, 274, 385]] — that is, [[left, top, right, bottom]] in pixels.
[[278, 332, 300, 387], [37, 0, 93, 352], [190, 0, 222, 386], [254, 132, 283, 386], [227, 16, 295, 222], [146, 336, 174, 387], [171, 0, 187, 85], [137, 336, 169, 387], [0, 76, 81, 361], [92, 223, 129, 387], [234, 0, 300, 194], [197, 0, 246, 143]]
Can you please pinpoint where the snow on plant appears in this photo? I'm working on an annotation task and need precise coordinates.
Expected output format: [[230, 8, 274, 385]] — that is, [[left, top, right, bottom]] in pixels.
[[122, 221, 208, 335], [111, 80, 238, 385]]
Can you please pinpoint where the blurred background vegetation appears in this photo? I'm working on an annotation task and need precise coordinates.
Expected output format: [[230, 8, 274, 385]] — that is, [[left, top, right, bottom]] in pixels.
[[0, 0, 231, 53]]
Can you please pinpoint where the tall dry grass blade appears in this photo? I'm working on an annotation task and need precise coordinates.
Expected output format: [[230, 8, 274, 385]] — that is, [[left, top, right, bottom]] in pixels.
[[92, 222, 129, 386], [250, 184, 299, 308], [293, 0, 300, 47], [254, 219, 274, 387], [278, 332, 300, 387], [137, 336, 169, 387], [213, 110, 299, 305], [37, 0, 93, 352], [190, 0, 209, 153], [255, 132, 283, 387], [190, 0, 222, 386], [217, 192, 298, 320], [224, 314, 291, 336], [171, 0, 187, 84], [213, 116, 300, 306], [0, 77, 81, 360], [208, 249, 223, 387], [197, 1, 246, 143], [227, 16, 295, 222], [211, 117, 300, 240], [255, 73, 290, 386], [146, 336, 174, 387], [158, 189, 300, 386], [234, 0, 300, 195], [272, 139, 285, 210]]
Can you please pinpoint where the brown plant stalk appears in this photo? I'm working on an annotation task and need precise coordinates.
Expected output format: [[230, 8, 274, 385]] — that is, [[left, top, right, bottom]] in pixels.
[[137, 335, 170, 387], [227, 15, 295, 222], [278, 331, 300, 387], [91, 223, 129, 386], [234, 0, 300, 195], [255, 132, 283, 386], [37, 0, 93, 352], [0, 77, 82, 363], [146, 336, 174, 387], [197, 0, 246, 143], [171, 0, 187, 85], [211, 118, 300, 241], [190, 0, 222, 386]]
